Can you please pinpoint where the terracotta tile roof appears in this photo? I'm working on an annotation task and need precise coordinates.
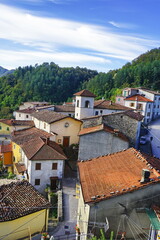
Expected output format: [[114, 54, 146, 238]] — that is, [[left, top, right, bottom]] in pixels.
[[94, 100, 132, 110], [0, 143, 12, 153], [0, 119, 34, 126], [74, 89, 96, 98], [22, 137, 67, 160], [36, 105, 55, 110], [79, 124, 129, 142], [15, 108, 36, 114], [11, 127, 52, 145], [31, 110, 68, 123], [54, 105, 75, 112], [123, 110, 144, 121], [78, 148, 160, 203], [0, 180, 51, 222], [125, 94, 153, 102], [15, 162, 27, 173]]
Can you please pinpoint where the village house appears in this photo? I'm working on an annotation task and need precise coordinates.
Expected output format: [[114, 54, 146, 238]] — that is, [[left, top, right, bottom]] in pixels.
[[14, 108, 35, 120], [0, 180, 51, 240], [82, 111, 143, 148], [19, 101, 49, 110], [74, 89, 131, 120], [116, 87, 160, 124], [77, 148, 160, 240], [12, 127, 53, 165], [0, 119, 34, 136], [0, 143, 13, 173], [31, 110, 82, 146], [21, 137, 67, 193], [78, 124, 129, 160]]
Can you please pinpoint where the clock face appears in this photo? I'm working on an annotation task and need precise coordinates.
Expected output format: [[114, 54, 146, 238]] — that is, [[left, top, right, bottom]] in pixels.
[[64, 122, 69, 128]]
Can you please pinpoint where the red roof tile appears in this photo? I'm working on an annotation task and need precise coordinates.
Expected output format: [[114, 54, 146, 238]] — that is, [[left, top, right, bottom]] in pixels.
[[94, 100, 132, 110], [78, 148, 160, 203], [22, 137, 67, 160], [31, 111, 68, 123], [0, 143, 12, 153], [74, 89, 96, 97], [12, 127, 52, 145], [0, 180, 51, 222], [15, 163, 27, 173], [79, 124, 129, 142], [125, 94, 153, 102], [0, 119, 34, 127]]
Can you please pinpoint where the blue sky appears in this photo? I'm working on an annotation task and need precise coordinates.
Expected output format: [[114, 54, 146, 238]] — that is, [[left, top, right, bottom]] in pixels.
[[0, 0, 160, 72]]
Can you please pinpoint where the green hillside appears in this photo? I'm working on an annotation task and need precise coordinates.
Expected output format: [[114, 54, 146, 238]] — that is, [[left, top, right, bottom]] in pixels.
[[83, 48, 160, 100], [0, 62, 97, 118]]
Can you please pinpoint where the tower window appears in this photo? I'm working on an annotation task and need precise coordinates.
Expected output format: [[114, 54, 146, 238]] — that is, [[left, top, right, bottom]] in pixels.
[[77, 100, 79, 107], [85, 100, 90, 108]]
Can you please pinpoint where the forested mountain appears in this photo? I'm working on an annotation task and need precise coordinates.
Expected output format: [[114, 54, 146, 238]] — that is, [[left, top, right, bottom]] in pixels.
[[1, 48, 160, 118], [0, 62, 97, 118], [83, 48, 160, 100]]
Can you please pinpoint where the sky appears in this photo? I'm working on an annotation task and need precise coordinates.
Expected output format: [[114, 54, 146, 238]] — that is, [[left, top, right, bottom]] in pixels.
[[0, 0, 160, 72]]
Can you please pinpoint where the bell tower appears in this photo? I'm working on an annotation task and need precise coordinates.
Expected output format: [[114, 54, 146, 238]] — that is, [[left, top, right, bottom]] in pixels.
[[74, 89, 96, 120]]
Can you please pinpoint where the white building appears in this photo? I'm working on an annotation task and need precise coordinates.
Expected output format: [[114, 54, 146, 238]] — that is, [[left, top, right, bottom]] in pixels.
[[74, 89, 131, 120], [116, 88, 160, 124], [21, 137, 67, 193]]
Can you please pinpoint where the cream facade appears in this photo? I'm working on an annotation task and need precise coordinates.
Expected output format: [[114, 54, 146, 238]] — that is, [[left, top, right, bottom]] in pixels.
[[0, 209, 49, 240], [32, 116, 82, 146]]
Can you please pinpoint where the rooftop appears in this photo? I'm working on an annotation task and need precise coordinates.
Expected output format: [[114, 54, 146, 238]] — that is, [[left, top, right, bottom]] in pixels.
[[0, 119, 35, 127], [54, 105, 75, 112], [79, 124, 129, 142], [94, 100, 132, 110], [11, 127, 52, 145], [78, 148, 160, 203], [31, 110, 68, 124], [0, 180, 51, 222], [22, 137, 67, 160], [74, 89, 96, 98], [15, 109, 36, 114], [0, 143, 12, 153], [125, 94, 153, 102]]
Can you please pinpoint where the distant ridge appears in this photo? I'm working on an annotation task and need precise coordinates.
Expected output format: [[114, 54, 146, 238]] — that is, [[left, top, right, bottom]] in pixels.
[[0, 66, 14, 77]]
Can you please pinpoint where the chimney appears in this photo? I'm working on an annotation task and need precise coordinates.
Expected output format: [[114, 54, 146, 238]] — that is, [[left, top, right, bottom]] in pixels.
[[45, 137, 49, 145], [140, 169, 150, 183]]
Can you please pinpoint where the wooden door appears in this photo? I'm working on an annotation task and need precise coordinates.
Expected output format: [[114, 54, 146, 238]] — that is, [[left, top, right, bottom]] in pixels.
[[63, 136, 70, 147]]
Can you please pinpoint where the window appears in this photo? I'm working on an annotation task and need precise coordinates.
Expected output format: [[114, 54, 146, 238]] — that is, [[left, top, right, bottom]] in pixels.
[[58, 139, 61, 143], [137, 104, 143, 110], [7, 127, 9, 131], [35, 163, 41, 170], [95, 111, 98, 115], [118, 98, 121, 102], [35, 179, 40, 185], [130, 103, 135, 107], [155, 97, 157, 101], [19, 114, 21, 117], [52, 163, 58, 170], [100, 110, 103, 114], [68, 114, 71, 117], [147, 112, 150, 117], [26, 115, 29, 118], [44, 123, 46, 129], [148, 104, 151, 109], [85, 100, 90, 108], [77, 100, 79, 107], [0, 126, 1, 130]]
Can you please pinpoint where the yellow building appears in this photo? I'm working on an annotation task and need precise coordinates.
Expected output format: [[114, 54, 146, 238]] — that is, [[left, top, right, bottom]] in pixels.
[[32, 111, 82, 146], [0, 180, 51, 240], [0, 119, 34, 136]]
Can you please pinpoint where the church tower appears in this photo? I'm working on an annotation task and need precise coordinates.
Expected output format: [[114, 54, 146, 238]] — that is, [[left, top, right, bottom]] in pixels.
[[74, 89, 96, 120]]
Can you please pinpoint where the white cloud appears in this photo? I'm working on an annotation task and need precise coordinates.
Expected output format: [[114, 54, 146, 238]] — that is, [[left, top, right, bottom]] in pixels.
[[108, 21, 136, 29], [0, 4, 159, 71]]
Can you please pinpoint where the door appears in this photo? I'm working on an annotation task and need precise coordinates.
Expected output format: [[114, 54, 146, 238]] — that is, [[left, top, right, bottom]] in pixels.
[[63, 136, 70, 147]]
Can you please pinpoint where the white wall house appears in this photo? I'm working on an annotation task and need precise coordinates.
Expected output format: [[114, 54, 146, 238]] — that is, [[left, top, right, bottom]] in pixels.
[[116, 88, 160, 124], [14, 109, 35, 120], [21, 137, 67, 193]]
